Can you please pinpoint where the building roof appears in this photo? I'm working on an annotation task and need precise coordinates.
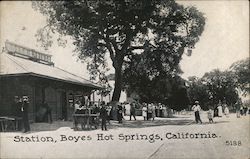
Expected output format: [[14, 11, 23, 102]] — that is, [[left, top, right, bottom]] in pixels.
[[0, 52, 102, 89]]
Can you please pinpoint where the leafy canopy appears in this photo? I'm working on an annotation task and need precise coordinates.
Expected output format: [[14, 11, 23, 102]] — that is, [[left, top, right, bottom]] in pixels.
[[32, 0, 205, 101], [230, 58, 250, 95]]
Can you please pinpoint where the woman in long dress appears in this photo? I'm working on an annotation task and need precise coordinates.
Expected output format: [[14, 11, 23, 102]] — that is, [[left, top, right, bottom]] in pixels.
[[217, 105, 223, 117], [224, 106, 229, 117], [147, 104, 152, 120], [152, 104, 156, 121], [142, 104, 147, 121]]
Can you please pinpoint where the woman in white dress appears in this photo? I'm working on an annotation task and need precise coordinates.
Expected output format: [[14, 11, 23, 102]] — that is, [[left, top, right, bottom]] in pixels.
[[217, 104, 223, 117], [224, 106, 229, 117], [142, 103, 147, 121], [152, 104, 156, 121]]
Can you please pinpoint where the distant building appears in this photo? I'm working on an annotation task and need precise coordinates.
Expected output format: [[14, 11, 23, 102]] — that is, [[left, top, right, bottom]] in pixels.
[[90, 73, 127, 104], [0, 41, 101, 122]]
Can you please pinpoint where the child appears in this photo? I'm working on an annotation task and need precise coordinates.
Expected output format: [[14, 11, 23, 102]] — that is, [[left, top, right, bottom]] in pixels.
[[208, 107, 214, 123]]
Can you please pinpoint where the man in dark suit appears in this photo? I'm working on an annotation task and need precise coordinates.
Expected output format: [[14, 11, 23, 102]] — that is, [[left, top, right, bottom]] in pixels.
[[130, 102, 136, 121], [21, 96, 30, 133], [100, 104, 108, 131], [11, 96, 22, 130], [117, 103, 123, 123]]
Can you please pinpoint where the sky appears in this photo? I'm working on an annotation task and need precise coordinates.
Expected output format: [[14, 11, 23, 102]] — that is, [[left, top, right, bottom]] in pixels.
[[0, 1, 249, 80]]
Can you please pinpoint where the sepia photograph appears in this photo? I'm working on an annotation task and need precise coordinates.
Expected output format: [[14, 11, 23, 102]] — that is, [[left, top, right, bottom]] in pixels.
[[0, 0, 249, 159]]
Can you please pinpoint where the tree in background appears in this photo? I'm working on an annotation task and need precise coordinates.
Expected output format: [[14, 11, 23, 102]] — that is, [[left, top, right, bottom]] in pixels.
[[167, 76, 189, 111], [230, 58, 250, 96], [187, 69, 240, 110], [202, 69, 239, 106], [123, 54, 190, 110], [187, 76, 212, 110], [32, 0, 205, 102]]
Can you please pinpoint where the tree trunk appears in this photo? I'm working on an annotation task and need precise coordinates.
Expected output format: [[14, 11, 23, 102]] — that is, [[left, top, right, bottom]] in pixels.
[[112, 66, 122, 102], [110, 65, 123, 120]]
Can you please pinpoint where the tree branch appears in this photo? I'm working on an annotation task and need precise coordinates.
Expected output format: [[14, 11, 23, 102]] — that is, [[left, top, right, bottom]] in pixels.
[[110, 38, 120, 53], [128, 46, 144, 52]]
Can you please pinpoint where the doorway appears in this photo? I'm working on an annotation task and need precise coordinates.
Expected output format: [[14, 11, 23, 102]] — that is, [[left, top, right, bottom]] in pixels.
[[61, 92, 67, 121]]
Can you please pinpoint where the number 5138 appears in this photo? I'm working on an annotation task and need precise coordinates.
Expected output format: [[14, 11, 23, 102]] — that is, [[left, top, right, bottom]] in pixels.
[[225, 140, 241, 146]]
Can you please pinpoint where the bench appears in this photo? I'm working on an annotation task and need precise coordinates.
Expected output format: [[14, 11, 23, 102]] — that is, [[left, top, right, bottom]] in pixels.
[[0, 116, 22, 132]]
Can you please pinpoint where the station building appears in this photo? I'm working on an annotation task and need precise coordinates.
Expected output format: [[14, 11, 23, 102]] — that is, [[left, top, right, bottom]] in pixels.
[[0, 41, 102, 122]]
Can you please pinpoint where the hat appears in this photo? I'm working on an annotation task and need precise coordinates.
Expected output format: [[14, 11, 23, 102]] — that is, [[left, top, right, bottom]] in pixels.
[[195, 101, 199, 104]]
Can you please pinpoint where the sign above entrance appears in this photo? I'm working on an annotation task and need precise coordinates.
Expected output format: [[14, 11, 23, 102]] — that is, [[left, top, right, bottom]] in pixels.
[[5, 41, 54, 66]]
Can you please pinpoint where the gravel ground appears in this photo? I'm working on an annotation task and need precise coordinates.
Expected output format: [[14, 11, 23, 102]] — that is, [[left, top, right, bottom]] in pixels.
[[0, 113, 249, 159]]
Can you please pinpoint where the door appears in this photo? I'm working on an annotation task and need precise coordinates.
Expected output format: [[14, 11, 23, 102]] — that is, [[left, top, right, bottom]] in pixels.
[[61, 92, 67, 121]]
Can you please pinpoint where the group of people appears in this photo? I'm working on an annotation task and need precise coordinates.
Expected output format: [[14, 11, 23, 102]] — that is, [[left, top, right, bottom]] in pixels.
[[239, 106, 249, 116], [213, 101, 229, 118], [11, 95, 30, 132], [99, 101, 164, 130], [73, 100, 156, 131], [192, 100, 243, 124], [73, 100, 174, 131], [207, 103, 230, 124], [142, 103, 156, 121], [73, 101, 112, 131]]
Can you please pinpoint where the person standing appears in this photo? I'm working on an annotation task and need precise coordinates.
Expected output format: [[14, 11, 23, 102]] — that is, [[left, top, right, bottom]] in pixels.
[[106, 104, 112, 125], [74, 100, 82, 114], [240, 106, 244, 116], [11, 96, 20, 116], [159, 104, 163, 117], [21, 96, 30, 133], [192, 101, 202, 124], [217, 101, 223, 117], [224, 105, 229, 118], [207, 107, 214, 123], [100, 105, 108, 131], [142, 103, 147, 121], [43, 101, 53, 123], [122, 103, 127, 116], [152, 104, 156, 121], [130, 102, 136, 120], [235, 100, 241, 118], [11, 96, 22, 130], [243, 106, 248, 116], [117, 103, 123, 123], [147, 104, 153, 120], [214, 105, 218, 117]]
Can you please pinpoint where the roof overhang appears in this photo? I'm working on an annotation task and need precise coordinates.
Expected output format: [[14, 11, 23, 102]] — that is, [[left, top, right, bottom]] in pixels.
[[0, 72, 103, 90]]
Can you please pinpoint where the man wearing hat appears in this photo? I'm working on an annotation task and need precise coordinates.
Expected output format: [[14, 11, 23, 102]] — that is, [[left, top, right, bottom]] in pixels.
[[117, 103, 123, 123], [130, 101, 137, 121], [21, 96, 30, 132], [100, 103, 108, 130], [11, 96, 22, 130], [192, 101, 202, 124]]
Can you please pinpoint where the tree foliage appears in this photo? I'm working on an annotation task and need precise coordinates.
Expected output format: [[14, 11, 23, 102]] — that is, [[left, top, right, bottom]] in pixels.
[[186, 76, 210, 108], [187, 69, 240, 109], [124, 63, 189, 110], [32, 0, 205, 101], [230, 58, 250, 95]]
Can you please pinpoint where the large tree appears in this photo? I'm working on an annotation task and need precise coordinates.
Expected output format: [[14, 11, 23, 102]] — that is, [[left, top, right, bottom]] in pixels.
[[33, 0, 205, 102]]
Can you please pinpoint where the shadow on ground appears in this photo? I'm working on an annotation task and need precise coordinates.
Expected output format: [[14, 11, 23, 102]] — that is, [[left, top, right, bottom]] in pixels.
[[110, 119, 193, 129]]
